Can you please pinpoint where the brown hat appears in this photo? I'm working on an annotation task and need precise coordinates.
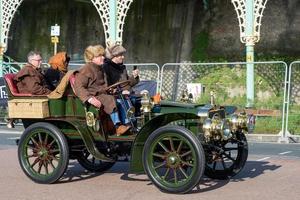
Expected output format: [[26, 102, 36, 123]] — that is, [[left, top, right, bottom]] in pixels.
[[84, 45, 105, 62], [48, 51, 69, 72], [105, 44, 126, 59]]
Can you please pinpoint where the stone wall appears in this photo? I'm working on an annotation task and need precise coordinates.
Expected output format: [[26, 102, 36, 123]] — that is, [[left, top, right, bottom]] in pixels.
[[5, 0, 300, 63]]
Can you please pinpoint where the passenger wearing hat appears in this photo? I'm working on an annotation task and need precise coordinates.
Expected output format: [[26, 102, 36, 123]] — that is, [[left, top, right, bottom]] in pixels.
[[45, 51, 70, 90], [103, 44, 140, 124], [74, 44, 130, 136], [104, 44, 139, 89]]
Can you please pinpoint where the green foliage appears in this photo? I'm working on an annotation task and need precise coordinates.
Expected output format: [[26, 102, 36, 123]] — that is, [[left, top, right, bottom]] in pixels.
[[254, 113, 299, 135], [254, 117, 282, 134], [256, 54, 300, 64], [192, 32, 209, 62], [193, 66, 283, 109], [285, 105, 300, 135], [254, 95, 283, 110], [287, 115, 300, 135]]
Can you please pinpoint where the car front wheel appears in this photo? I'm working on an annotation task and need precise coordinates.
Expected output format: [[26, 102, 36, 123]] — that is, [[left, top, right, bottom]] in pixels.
[[143, 125, 205, 194]]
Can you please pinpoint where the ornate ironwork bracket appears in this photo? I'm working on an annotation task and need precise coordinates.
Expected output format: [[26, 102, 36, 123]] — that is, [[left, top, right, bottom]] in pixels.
[[91, 0, 133, 46], [0, 0, 133, 52], [231, 0, 268, 45], [0, 0, 24, 53]]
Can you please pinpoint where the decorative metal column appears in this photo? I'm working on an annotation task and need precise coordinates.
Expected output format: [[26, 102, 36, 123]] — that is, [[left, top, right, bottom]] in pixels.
[[245, 0, 254, 108], [0, 0, 134, 76], [232, 0, 268, 107], [109, 0, 117, 43], [0, 0, 3, 77], [0, 0, 24, 77], [90, 0, 133, 46]]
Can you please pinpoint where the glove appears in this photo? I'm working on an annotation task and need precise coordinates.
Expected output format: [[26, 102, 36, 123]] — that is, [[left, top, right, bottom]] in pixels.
[[107, 88, 117, 94], [132, 69, 139, 78], [122, 90, 130, 95], [88, 97, 102, 108]]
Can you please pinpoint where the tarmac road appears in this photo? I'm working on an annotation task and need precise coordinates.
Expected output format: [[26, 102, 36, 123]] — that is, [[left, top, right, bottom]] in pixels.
[[0, 147, 299, 200], [0, 126, 300, 200]]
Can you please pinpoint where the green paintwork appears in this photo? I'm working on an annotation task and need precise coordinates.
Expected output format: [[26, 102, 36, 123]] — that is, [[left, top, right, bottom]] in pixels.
[[130, 112, 199, 173], [64, 120, 114, 162], [46, 118, 113, 162], [48, 89, 86, 118]]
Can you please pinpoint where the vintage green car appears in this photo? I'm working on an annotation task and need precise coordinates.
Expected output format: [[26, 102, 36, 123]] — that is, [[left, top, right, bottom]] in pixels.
[[3, 73, 254, 194]]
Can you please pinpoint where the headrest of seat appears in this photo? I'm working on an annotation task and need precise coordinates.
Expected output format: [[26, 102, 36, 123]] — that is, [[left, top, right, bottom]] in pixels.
[[4, 73, 19, 95]]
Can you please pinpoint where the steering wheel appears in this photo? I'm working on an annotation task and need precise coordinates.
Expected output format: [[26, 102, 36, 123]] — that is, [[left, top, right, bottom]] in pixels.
[[106, 80, 131, 94]]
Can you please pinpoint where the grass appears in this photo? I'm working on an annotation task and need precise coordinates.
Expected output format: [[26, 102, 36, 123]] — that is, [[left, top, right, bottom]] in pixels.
[[253, 117, 283, 134]]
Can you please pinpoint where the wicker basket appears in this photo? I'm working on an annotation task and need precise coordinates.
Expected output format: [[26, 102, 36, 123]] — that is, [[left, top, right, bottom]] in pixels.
[[8, 99, 49, 118]]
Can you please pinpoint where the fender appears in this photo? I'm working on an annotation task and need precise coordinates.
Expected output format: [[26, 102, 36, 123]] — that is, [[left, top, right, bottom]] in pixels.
[[129, 112, 199, 173], [54, 119, 114, 162]]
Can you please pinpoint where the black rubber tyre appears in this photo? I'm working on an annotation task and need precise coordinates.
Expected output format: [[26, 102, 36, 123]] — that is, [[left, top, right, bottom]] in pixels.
[[77, 149, 115, 172], [143, 125, 205, 194], [204, 132, 248, 179], [18, 122, 69, 184]]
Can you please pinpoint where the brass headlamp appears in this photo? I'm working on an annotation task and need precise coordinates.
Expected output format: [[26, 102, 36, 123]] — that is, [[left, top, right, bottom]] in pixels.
[[229, 112, 256, 133], [229, 113, 248, 131], [140, 90, 152, 113], [203, 114, 231, 140]]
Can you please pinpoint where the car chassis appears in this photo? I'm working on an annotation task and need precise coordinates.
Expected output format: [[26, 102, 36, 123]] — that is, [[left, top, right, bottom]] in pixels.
[[4, 74, 254, 194]]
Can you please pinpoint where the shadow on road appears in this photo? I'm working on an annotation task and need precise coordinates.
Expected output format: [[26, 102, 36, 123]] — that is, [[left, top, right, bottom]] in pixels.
[[191, 160, 281, 194], [56, 160, 281, 193], [58, 161, 132, 184], [58, 162, 105, 184], [232, 160, 281, 180]]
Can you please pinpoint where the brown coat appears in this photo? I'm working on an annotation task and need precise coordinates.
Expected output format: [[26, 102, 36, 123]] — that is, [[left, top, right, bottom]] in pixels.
[[74, 62, 116, 114], [14, 65, 51, 95]]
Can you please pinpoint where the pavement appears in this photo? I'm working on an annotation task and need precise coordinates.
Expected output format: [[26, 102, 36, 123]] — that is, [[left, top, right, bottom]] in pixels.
[[246, 133, 300, 143], [0, 124, 299, 143], [0, 145, 300, 200]]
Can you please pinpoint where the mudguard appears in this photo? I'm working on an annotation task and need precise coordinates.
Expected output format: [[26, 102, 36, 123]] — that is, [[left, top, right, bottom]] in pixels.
[[129, 112, 199, 173], [58, 119, 114, 162]]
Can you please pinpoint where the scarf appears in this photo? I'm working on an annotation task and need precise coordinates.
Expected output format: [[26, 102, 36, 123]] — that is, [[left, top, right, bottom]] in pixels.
[[103, 59, 126, 86]]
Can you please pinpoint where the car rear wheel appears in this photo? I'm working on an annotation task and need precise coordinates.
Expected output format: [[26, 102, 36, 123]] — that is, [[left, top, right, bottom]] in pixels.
[[18, 122, 69, 184]]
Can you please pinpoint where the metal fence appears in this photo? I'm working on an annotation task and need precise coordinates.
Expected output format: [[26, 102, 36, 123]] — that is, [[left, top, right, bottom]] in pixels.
[[2, 60, 300, 142], [286, 61, 300, 138], [160, 61, 288, 137], [68, 62, 160, 80], [0, 62, 160, 123], [68, 62, 160, 93]]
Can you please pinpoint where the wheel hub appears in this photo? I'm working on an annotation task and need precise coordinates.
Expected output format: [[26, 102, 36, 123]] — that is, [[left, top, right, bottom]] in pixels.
[[38, 147, 49, 160], [166, 153, 180, 168]]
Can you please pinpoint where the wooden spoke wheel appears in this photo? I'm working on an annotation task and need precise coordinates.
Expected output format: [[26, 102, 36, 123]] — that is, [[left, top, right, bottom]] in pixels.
[[204, 132, 248, 179], [143, 126, 205, 194], [18, 122, 69, 184]]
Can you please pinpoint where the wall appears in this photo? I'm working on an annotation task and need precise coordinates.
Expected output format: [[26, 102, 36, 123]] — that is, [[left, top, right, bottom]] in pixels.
[[5, 0, 300, 63]]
